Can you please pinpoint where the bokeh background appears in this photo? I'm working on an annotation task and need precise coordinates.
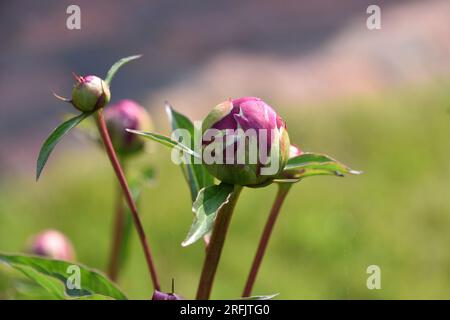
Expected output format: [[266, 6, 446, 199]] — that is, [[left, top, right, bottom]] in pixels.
[[1, 0, 450, 299]]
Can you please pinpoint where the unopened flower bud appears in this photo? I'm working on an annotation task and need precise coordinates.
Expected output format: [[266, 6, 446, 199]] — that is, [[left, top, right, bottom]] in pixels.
[[71, 75, 110, 112], [29, 230, 75, 261], [104, 100, 153, 157], [152, 290, 183, 300], [202, 97, 290, 186]]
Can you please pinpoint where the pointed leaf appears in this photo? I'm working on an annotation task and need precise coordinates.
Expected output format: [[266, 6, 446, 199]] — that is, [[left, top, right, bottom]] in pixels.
[[127, 129, 200, 158], [282, 152, 362, 181], [12, 278, 57, 300], [104, 55, 142, 86], [272, 178, 300, 184], [182, 183, 235, 247], [0, 253, 127, 300], [240, 293, 279, 300], [36, 112, 92, 181], [12, 264, 66, 299], [70, 294, 115, 300], [165, 102, 214, 202]]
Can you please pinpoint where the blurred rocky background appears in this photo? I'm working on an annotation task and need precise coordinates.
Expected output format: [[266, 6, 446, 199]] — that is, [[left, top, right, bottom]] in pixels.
[[1, 0, 449, 176]]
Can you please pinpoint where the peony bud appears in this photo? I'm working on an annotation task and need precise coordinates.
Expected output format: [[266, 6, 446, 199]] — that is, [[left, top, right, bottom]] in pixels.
[[152, 290, 183, 300], [71, 75, 110, 112], [104, 100, 153, 157], [202, 97, 290, 186], [29, 230, 75, 261]]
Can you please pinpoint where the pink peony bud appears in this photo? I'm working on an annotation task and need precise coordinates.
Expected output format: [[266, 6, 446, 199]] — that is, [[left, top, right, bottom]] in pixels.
[[104, 100, 153, 157], [71, 75, 110, 112], [152, 290, 183, 300], [202, 97, 290, 186], [29, 230, 75, 261]]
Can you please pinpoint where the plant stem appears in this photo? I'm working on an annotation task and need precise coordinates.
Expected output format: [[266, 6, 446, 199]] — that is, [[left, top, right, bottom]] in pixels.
[[242, 183, 291, 297], [96, 109, 160, 291], [107, 176, 126, 281], [196, 185, 243, 300]]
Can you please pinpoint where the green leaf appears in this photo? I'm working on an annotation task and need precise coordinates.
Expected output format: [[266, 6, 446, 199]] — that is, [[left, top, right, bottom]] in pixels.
[[36, 112, 92, 181], [240, 293, 279, 300], [104, 55, 142, 86], [13, 264, 66, 299], [182, 183, 235, 247], [70, 294, 115, 300], [165, 102, 214, 202], [272, 178, 301, 183], [282, 152, 362, 181], [64, 113, 99, 142], [12, 278, 57, 300], [126, 129, 201, 158], [0, 253, 127, 300]]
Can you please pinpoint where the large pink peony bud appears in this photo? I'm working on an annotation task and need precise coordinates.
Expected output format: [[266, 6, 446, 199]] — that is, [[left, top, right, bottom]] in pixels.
[[29, 230, 75, 261], [202, 97, 290, 186], [104, 100, 153, 157]]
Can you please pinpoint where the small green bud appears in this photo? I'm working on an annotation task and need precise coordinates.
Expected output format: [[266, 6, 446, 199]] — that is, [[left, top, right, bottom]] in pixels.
[[71, 75, 110, 112]]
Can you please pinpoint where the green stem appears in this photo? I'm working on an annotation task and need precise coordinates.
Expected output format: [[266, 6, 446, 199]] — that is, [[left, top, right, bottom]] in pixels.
[[196, 185, 243, 300], [242, 183, 291, 297], [96, 109, 160, 291]]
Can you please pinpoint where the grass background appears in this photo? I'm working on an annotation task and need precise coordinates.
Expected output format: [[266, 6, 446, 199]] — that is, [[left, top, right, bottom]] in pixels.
[[1, 81, 450, 299]]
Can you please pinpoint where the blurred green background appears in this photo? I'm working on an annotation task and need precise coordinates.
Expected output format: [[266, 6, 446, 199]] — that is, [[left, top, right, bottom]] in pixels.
[[1, 81, 450, 299], [1, 0, 450, 299]]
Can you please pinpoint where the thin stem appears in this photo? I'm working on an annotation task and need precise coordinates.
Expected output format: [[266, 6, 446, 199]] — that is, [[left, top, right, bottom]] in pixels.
[[242, 183, 291, 297], [96, 109, 160, 291], [107, 175, 126, 281], [196, 185, 243, 300]]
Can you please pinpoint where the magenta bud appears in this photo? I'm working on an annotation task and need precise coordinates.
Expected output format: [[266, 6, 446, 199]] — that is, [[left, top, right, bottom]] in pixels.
[[104, 100, 153, 157], [29, 230, 75, 261], [152, 290, 183, 300], [202, 97, 290, 186], [71, 75, 111, 112]]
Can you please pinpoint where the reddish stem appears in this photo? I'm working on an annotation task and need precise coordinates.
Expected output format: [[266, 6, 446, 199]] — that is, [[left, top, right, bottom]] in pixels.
[[96, 109, 160, 291], [242, 183, 291, 297], [196, 185, 242, 300]]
